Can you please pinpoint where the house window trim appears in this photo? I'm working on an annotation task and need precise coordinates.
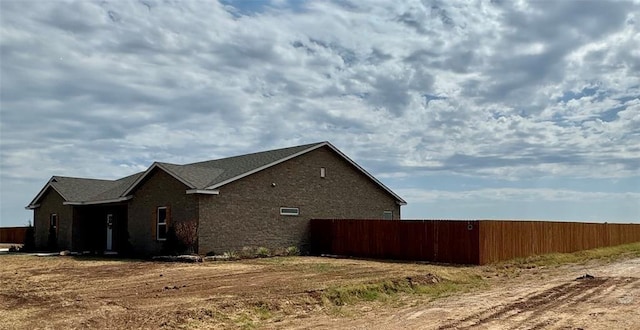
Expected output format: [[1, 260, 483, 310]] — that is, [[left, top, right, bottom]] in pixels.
[[50, 213, 59, 238], [49, 213, 58, 229], [320, 167, 326, 178], [156, 206, 168, 241], [50, 213, 58, 229], [383, 210, 393, 220], [280, 207, 300, 216]]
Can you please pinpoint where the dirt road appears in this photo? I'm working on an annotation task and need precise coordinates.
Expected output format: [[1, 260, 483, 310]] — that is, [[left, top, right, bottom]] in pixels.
[[0, 254, 638, 329], [287, 258, 640, 329]]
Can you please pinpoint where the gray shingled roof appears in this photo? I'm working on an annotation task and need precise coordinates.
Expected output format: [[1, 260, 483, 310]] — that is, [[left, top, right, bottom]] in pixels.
[[29, 142, 324, 205], [158, 142, 324, 189], [29, 172, 144, 206], [29, 141, 406, 207], [52, 171, 144, 202], [49, 177, 117, 202], [86, 172, 145, 201]]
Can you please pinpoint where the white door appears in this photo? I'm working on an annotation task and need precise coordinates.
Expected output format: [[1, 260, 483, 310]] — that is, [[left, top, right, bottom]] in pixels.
[[106, 214, 113, 251]]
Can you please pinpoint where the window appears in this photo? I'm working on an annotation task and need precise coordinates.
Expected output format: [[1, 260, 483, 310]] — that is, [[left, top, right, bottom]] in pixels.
[[50, 213, 58, 229], [157, 207, 168, 240], [383, 211, 393, 220], [280, 207, 300, 216], [320, 167, 326, 178]]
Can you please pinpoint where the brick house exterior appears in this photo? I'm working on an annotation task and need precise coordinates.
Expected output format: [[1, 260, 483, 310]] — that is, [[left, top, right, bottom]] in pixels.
[[26, 142, 406, 255]]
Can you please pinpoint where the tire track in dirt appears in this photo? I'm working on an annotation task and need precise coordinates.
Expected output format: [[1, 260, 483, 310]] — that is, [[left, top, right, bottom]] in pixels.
[[438, 276, 640, 330]]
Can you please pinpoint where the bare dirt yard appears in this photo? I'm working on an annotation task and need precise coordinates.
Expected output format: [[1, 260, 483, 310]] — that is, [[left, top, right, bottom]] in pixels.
[[1, 246, 639, 330]]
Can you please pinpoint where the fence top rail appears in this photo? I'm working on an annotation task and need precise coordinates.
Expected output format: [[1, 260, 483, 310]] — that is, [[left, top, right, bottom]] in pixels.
[[311, 219, 639, 225], [311, 219, 479, 221], [476, 220, 639, 226]]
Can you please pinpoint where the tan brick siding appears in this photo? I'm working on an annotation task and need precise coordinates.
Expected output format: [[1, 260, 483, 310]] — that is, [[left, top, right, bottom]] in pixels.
[[33, 188, 73, 250], [198, 146, 400, 254], [31, 146, 402, 256], [127, 168, 199, 256]]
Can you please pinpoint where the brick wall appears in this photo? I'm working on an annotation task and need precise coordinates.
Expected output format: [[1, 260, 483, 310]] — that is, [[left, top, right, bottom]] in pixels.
[[198, 146, 400, 255], [33, 188, 73, 250], [127, 168, 199, 256]]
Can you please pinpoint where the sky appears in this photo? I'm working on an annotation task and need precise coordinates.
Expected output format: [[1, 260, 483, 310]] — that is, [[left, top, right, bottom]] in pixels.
[[1, 0, 639, 227]]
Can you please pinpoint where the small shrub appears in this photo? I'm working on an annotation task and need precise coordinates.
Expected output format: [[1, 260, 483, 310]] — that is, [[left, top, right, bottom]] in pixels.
[[162, 226, 186, 256], [271, 247, 287, 256], [252, 301, 274, 320], [223, 251, 239, 260], [174, 220, 198, 254], [285, 246, 300, 256], [205, 251, 217, 257], [9, 245, 19, 252], [256, 247, 270, 258], [239, 246, 257, 259]]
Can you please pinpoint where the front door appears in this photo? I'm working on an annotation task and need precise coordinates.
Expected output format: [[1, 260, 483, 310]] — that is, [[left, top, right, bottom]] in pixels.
[[106, 214, 113, 251]]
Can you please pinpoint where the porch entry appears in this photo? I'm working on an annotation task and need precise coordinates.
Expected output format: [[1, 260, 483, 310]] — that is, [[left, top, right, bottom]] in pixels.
[[72, 205, 127, 253]]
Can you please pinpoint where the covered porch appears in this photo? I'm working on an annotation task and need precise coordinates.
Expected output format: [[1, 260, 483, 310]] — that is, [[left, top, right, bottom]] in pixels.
[[71, 204, 129, 253]]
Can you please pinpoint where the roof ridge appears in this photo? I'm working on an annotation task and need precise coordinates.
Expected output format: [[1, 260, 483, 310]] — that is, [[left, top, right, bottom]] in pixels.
[[53, 175, 118, 182], [115, 171, 145, 181], [184, 141, 325, 167]]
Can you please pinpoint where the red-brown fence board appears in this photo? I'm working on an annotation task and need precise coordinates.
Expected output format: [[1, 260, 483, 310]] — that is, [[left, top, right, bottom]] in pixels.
[[0, 227, 27, 244], [310, 219, 640, 265], [477, 221, 640, 264], [310, 219, 480, 264]]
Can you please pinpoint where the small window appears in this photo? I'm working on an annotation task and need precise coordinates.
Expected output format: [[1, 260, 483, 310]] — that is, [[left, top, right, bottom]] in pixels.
[[107, 214, 113, 228], [320, 167, 326, 178], [280, 207, 300, 216], [383, 211, 393, 220], [50, 214, 58, 229], [157, 207, 168, 241]]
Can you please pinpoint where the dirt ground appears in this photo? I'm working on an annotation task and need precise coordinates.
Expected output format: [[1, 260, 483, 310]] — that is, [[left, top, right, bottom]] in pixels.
[[0, 253, 638, 329], [293, 258, 640, 330]]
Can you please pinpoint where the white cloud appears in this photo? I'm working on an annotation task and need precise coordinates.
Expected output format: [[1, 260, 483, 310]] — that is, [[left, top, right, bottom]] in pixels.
[[398, 187, 640, 203], [1, 0, 639, 225]]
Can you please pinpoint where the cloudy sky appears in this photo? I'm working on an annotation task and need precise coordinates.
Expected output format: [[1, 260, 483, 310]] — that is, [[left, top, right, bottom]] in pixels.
[[1, 0, 639, 227]]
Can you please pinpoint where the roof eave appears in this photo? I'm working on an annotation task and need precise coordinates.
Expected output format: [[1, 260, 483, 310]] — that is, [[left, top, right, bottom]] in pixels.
[[185, 189, 220, 195], [25, 203, 41, 210], [62, 195, 133, 206]]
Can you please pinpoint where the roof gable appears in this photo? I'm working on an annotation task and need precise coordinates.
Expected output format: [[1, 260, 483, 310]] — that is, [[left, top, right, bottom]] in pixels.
[[28, 141, 406, 208], [202, 142, 326, 189], [122, 142, 325, 195], [26, 180, 67, 209], [144, 141, 405, 204], [26, 173, 144, 208], [320, 143, 407, 205]]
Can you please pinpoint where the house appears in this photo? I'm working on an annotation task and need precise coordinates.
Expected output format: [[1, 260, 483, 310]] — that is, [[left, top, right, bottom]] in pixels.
[[26, 141, 406, 255]]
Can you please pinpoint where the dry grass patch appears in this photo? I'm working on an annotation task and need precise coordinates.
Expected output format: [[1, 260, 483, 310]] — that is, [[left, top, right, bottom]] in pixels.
[[2, 244, 639, 329], [496, 242, 640, 269]]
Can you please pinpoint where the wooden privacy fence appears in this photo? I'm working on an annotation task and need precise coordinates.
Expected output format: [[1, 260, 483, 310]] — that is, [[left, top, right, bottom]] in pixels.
[[310, 219, 480, 264], [0, 227, 27, 244], [479, 221, 640, 264], [310, 219, 640, 265]]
